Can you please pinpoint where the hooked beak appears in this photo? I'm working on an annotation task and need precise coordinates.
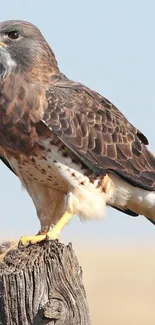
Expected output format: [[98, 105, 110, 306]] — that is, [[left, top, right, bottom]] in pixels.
[[0, 42, 7, 47]]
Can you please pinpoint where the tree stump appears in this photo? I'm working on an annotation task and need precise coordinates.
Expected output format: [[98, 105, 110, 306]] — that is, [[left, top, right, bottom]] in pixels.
[[0, 240, 91, 325]]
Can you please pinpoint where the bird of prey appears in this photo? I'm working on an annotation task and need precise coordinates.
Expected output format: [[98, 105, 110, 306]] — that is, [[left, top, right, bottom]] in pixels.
[[0, 20, 155, 245]]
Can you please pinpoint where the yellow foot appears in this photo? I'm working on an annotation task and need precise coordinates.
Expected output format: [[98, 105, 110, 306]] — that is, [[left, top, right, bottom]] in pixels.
[[19, 211, 73, 247], [46, 211, 72, 240], [19, 234, 47, 246]]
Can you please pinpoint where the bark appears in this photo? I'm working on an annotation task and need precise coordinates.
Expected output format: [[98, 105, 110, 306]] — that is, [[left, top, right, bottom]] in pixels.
[[0, 240, 91, 325]]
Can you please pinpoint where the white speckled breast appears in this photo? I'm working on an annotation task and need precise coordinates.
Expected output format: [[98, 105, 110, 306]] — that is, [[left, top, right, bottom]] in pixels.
[[7, 142, 93, 193]]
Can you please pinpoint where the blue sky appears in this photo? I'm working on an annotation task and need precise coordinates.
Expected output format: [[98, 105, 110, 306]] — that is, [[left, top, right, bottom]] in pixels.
[[1, 0, 155, 245]]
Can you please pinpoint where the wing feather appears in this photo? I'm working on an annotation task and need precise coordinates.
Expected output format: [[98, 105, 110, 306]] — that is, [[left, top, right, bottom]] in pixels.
[[43, 77, 155, 190], [0, 156, 16, 175]]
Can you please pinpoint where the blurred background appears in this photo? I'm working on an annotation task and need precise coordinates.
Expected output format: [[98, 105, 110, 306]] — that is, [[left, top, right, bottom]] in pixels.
[[1, 1, 155, 324]]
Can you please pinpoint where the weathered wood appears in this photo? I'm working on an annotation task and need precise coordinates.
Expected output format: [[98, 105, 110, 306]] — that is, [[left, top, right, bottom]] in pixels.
[[0, 240, 91, 325]]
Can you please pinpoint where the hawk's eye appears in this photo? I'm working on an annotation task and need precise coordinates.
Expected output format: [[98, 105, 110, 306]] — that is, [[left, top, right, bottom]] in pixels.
[[7, 31, 20, 40]]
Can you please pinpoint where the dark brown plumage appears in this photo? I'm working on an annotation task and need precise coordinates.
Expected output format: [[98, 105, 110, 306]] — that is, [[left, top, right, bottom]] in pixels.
[[0, 20, 155, 237], [44, 76, 155, 191]]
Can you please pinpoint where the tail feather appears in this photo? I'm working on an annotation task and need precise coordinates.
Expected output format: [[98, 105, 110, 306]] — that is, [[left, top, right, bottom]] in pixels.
[[112, 205, 139, 217]]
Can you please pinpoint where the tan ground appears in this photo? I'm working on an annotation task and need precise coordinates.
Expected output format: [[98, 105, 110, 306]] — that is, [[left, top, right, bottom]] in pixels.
[[76, 244, 155, 325]]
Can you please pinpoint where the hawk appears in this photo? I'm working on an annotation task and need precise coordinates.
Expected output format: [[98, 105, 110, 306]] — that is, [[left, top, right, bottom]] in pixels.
[[0, 20, 155, 245]]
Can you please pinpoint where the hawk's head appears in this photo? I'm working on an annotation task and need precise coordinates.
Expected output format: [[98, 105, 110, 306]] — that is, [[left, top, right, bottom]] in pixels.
[[0, 20, 59, 81]]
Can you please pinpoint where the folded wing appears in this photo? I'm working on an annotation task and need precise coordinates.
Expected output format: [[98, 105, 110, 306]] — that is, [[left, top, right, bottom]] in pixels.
[[43, 77, 155, 191]]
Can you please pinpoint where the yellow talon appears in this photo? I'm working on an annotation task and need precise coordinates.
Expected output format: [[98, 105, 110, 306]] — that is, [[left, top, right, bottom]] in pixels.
[[20, 234, 47, 246], [19, 211, 73, 246]]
